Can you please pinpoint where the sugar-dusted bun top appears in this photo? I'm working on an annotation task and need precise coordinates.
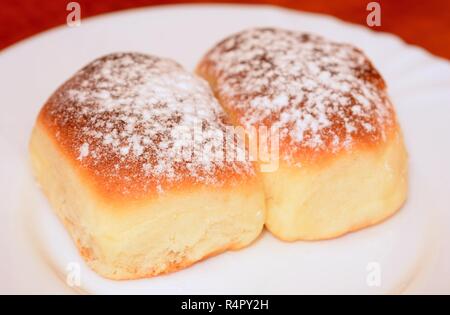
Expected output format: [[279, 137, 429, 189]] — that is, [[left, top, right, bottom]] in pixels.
[[39, 53, 255, 200], [198, 28, 397, 164]]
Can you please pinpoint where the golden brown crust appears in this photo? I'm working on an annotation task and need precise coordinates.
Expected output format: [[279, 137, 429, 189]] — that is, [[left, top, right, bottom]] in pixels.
[[37, 53, 257, 202], [197, 28, 399, 165], [30, 119, 266, 279]]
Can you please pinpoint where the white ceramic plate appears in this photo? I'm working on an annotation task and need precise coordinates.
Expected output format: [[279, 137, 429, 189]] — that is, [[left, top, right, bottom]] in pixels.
[[1, 4, 449, 294]]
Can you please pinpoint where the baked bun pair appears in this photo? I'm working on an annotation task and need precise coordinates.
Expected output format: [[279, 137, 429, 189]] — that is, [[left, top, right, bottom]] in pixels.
[[30, 28, 407, 280]]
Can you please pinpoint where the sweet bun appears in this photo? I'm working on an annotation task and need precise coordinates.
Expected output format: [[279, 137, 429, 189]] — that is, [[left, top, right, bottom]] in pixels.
[[197, 28, 408, 240], [29, 53, 265, 279]]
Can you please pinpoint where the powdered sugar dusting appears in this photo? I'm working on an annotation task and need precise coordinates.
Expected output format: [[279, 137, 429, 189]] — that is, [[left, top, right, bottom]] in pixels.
[[199, 28, 395, 163], [78, 142, 89, 160], [45, 53, 254, 196]]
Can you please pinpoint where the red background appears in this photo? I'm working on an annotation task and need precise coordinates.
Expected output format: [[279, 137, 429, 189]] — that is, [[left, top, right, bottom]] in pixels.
[[1, 0, 449, 59]]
